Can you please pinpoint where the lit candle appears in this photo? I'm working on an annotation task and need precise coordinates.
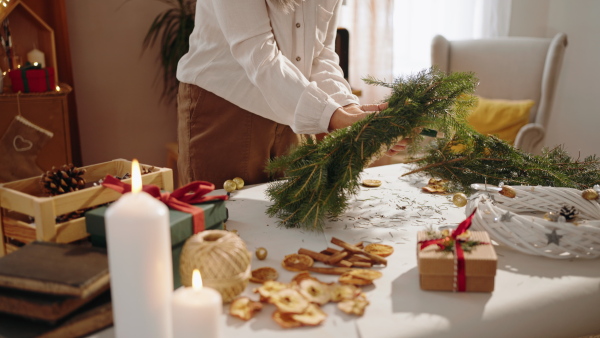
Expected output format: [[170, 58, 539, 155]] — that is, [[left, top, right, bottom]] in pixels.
[[105, 159, 173, 338], [27, 48, 45, 68], [172, 269, 222, 338]]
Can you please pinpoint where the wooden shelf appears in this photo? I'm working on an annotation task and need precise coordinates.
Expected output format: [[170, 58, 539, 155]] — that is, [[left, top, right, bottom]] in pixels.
[[0, 0, 58, 85]]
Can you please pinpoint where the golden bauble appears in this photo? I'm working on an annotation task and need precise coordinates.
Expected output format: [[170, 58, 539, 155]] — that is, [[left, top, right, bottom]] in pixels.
[[499, 186, 516, 198], [582, 188, 599, 200], [233, 177, 245, 190], [452, 193, 468, 207], [255, 247, 268, 260], [224, 179, 237, 193]]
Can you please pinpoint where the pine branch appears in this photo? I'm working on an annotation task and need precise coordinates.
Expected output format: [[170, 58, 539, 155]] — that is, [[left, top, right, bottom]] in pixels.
[[411, 132, 600, 192], [266, 68, 478, 230]]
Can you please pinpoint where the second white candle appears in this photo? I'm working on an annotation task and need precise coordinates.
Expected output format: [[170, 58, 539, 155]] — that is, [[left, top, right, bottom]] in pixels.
[[172, 270, 222, 338]]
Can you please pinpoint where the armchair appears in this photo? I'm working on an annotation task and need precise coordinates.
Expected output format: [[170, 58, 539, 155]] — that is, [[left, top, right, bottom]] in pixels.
[[431, 33, 568, 154]]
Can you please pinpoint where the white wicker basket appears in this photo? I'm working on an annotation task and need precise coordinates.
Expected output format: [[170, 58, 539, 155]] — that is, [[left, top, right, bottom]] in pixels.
[[465, 184, 600, 259]]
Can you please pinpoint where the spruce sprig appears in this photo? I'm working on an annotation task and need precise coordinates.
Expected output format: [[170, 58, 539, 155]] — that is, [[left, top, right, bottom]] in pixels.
[[406, 133, 600, 192], [266, 67, 600, 232], [266, 68, 478, 230]]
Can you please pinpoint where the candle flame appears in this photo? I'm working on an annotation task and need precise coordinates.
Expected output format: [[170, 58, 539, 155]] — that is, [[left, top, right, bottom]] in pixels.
[[55, 86, 61, 92], [192, 269, 203, 290], [131, 159, 142, 193]]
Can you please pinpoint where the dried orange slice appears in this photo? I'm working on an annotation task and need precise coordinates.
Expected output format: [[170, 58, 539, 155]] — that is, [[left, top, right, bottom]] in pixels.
[[339, 269, 382, 286], [281, 253, 314, 272], [362, 179, 382, 187], [249, 266, 279, 284], [347, 269, 383, 281], [422, 184, 446, 193], [339, 273, 373, 286], [364, 243, 394, 257]]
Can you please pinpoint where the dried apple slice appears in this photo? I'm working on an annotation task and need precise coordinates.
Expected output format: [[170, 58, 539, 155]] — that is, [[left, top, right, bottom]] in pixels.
[[269, 288, 310, 314], [229, 297, 263, 321], [253, 280, 288, 302], [291, 303, 328, 326], [330, 284, 362, 302], [272, 310, 303, 329], [297, 279, 331, 305], [338, 294, 370, 316]]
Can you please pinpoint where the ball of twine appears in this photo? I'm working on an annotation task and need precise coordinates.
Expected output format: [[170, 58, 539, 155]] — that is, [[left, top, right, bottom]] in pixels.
[[180, 230, 251, 302]]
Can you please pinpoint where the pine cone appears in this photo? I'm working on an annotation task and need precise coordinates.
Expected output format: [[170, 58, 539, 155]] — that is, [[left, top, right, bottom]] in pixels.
[[56, 209, 87, 223], [559, 205, 578, 221], [41, 164, 87, 196]]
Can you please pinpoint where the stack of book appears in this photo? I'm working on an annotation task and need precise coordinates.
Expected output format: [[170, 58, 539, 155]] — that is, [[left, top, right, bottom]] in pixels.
[[0, 242, 112, 338]]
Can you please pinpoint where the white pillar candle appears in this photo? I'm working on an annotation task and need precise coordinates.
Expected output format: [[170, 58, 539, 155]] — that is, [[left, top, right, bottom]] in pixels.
[[172, 270, 222, 338], [27, 48, 45, 68], [105, 159, 173, 338]]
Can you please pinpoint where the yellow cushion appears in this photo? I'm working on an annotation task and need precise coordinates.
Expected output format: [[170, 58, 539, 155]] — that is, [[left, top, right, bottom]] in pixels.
[[467, 96, 534, 144]]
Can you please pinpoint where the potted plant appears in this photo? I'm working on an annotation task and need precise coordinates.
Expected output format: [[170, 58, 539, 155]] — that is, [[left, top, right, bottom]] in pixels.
[[144, 0, 196, 101]]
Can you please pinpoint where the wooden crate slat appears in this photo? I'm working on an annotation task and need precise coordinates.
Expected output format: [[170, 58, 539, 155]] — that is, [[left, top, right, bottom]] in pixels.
[[54, 219, 89, 244], [0, 188, 42, 215], [2, 217, 36, 244], [0, 159, 173, 256]]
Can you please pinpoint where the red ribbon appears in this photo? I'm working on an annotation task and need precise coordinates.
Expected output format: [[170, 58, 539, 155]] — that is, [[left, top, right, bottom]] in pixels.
[[419, 209, 477, 292], [102, 175, 228, 233]]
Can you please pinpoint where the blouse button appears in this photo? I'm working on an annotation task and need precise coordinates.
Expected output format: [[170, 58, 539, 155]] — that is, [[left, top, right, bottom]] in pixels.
[[296, 56, 301, 61]]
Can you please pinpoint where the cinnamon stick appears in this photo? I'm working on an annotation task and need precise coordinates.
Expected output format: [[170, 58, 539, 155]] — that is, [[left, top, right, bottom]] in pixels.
[[346, 255, 372, 263], [298, 248, 332, 264], [305, 266, 354, 275], [331, 237, 387, 266], [351, 261, 372, 268], [321, 247, 341, 255], [327, 251, 349, 265]]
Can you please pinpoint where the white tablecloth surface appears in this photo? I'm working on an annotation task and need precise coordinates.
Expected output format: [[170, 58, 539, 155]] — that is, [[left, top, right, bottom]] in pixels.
[[90, 164, 600, 338]]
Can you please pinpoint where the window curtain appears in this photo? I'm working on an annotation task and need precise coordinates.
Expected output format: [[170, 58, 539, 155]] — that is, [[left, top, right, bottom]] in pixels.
[[339, 0, 394, 105], [339, 0, 512, 104]]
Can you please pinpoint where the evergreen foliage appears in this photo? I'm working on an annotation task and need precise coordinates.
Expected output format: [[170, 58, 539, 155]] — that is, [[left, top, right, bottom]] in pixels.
[[266, 68, 478, 230], [266, 67, 600, 231], [406, 134, 600, 193]]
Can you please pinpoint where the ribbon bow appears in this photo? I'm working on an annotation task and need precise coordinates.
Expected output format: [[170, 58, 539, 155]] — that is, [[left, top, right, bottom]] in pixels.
[[419, 209, 477, 292], [102, 175, 228, 233]]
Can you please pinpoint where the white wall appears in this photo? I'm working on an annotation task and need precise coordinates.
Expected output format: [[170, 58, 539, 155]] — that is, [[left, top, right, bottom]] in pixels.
[[510, 0, 600, 158], [66, 0, 177, 168], [65, 0, 599, 171]]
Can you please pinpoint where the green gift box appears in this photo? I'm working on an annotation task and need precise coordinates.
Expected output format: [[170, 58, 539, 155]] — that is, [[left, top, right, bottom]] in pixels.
[[85, 200, 227, 288]]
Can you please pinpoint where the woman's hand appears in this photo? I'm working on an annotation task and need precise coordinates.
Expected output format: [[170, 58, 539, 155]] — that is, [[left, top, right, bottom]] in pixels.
[[328, 102, 413, 156]]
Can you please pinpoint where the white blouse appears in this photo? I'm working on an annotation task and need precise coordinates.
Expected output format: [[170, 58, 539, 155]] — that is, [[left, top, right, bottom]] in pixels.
[[176, 0, 359, 134]]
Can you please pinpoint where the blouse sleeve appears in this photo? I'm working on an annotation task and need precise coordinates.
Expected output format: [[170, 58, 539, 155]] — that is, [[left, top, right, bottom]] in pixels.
[[210, 0, 340, 134], [309, 1, 360, 107]]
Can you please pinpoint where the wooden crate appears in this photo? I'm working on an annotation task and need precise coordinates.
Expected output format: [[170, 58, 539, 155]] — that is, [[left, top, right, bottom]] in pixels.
[[0, 159, 174, 256]]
